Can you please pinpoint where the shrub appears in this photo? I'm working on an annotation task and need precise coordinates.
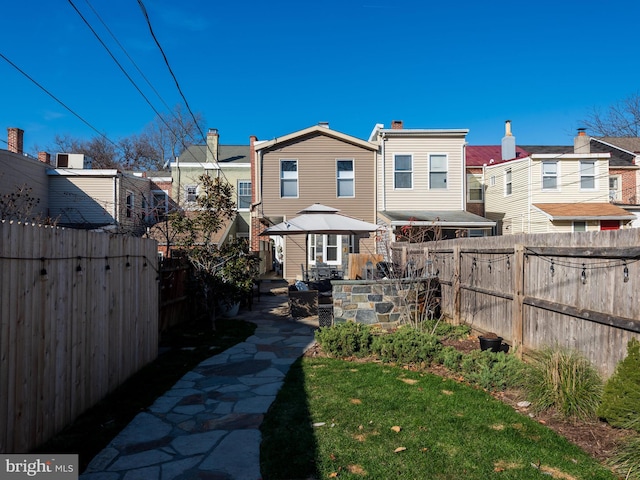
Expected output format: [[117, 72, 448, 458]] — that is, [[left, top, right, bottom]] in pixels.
[[598, 338, 640, 429], [315, 322, 374, 358], [370, 326, 442, 364], [435, 346, 464, 371], [524, 346, 603, 420], [422, 318, 471, 339], [610, 417, 640, 480], [459, 349, 527, 391]]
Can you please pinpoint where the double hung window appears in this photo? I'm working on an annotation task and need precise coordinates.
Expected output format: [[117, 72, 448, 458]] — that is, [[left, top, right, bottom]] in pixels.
[[280, 160, 298, 198], [394, 154, 412, 189]]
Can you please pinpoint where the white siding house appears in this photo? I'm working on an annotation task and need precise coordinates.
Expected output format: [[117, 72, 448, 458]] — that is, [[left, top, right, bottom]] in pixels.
[[370, 121, 494, 241]]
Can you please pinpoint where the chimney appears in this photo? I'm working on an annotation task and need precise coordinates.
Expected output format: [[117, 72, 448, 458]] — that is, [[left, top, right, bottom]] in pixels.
[[38, 151, 51, 164], [574, 128, 590, 154], [207, 128, 219, 164], [318, 122, 329, 128], [7, 127, 24, 154], [391, 120, 403, 130], [501, 120, 516, 161]]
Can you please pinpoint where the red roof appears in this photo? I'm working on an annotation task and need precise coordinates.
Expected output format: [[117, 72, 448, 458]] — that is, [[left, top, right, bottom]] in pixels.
[[466, 146, 530, 167]]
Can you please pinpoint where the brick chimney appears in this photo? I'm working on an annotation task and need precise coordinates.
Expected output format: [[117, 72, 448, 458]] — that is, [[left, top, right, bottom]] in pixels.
[[38, 151, 51, 164], [7, 127, 24, 154], [206, 128, 219, 164], [391, 120, 403, 129], [574, 128, 590, 154], [501, 120, 516, 161]]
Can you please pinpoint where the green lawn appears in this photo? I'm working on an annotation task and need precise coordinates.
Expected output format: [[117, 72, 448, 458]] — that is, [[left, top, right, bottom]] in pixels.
[[261, 357, 617, 480]]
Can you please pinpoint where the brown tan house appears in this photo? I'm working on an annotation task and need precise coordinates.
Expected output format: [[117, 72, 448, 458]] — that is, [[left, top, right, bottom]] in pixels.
[[250, 123, 378, 279]]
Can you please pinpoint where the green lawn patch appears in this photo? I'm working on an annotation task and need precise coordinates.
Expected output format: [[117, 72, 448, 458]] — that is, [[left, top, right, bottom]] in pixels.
[[261, 357, 617, 480]]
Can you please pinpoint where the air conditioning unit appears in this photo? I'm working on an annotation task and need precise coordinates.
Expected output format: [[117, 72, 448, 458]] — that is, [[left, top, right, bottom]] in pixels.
[[56, 153, 93, 169]]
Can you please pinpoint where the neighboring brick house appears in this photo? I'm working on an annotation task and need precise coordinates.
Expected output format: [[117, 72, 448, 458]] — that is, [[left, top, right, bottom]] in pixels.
[[251, 123, 378, 279]]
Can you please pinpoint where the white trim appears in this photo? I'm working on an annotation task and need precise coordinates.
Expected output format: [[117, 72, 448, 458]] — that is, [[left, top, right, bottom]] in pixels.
[[393, 153, 413, 190], [541, 160, 560, 191], [48, 169, 118, 176], [280, 159, 299, 198], [336, 158, 355, 198], [531, 153, 610, 159], [428, 152, 448, 190]]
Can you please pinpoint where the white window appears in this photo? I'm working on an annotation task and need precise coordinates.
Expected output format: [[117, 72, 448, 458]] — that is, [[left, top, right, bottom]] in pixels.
[[394, 154, 412, 189], [337, 159, 354, 197], [505, 168, 512, 196], [237, 180, 251, 209], [573, 221, 587, 232], [580, 160, 596, 189], [186, 185, 197, 203], [467, 174, 483, 202], [609, 175, 622, 202], [490, 175, 496, 187], [126, 191, 134, 218], [309, 234, 343, 265], [429, 154, 447, 189], [542, 161, 558, 190], [280, 160, 298, 198]]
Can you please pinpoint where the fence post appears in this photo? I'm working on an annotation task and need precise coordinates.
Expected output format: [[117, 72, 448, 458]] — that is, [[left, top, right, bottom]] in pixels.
[[512, 244, 524, 358], [453, 245, 461, 325]]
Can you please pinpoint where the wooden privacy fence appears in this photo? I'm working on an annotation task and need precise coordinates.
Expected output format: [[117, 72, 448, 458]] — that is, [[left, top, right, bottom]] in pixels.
[[0, 221, 159, 453], [391, 229, 640, 378]]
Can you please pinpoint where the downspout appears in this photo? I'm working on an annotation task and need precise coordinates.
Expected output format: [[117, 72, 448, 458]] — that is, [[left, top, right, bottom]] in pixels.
[[380, 132, 386, 211], [462, 142, 467, 211], [113, 174, 119, 226], [527, 156, 532, 232]]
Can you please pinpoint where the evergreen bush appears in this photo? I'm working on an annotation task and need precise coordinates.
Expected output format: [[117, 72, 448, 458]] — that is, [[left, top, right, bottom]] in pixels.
[[314, 322, 374, 358], [370, 326, 442, 364], [598, 338, 640, 429], [459, 349, 526, 391]]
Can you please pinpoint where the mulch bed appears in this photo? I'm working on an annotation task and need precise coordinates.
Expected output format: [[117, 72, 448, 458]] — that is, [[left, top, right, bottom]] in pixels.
[[305, 334, 631, 466]]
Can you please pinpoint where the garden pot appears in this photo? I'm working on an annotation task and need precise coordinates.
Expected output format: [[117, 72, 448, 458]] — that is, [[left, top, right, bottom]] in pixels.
[[218, 301, 240, 318], [479, 336, 503, 353], [500, 343, 510, 354]]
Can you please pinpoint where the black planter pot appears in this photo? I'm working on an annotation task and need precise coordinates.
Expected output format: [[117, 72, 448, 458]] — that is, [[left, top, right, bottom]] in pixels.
[[479, 336, 503, 353]]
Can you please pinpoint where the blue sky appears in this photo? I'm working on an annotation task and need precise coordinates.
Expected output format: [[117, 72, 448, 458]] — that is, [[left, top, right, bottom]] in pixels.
[[1, 0, 639, 156]]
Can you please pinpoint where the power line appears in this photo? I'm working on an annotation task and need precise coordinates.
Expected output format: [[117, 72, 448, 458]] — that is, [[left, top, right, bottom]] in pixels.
[[82, 0, 174, 114], [0, 51, 117, 148]]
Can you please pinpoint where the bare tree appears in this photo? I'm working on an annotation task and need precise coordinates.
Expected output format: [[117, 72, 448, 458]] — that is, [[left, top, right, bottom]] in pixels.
[[44, 104, 204, 171], [583, 93, 640, 137], [142, 104, 204, 166]]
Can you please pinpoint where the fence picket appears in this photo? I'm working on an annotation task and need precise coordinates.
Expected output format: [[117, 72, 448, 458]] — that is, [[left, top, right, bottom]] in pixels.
[[0, 222, 158, 453]]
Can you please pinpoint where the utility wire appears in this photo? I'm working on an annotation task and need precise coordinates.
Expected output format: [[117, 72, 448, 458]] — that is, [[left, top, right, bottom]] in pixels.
[[0, 51, 117, 148], [83, 0, 174, 114]]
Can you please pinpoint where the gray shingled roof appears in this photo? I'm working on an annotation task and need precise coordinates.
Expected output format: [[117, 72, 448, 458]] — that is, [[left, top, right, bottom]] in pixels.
[[178, 144, 250, 164]]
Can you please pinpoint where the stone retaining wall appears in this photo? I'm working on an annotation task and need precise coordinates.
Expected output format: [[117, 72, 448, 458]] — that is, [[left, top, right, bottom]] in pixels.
[[331, 278, 437, 326]]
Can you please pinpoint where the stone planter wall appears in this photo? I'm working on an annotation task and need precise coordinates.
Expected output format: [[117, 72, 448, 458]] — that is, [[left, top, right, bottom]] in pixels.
[[331, 278, 437, 326]]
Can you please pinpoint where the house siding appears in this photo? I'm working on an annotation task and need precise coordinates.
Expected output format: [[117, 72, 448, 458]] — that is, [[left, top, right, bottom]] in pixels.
[[0, 151, 51, 218], [49, 176, 116, 226], [484, 159, 530, 234], [530, 158, 609, 204], [378, 136, 465, 211], [259, 132, 377, 279], [485, 156, 613, 235]]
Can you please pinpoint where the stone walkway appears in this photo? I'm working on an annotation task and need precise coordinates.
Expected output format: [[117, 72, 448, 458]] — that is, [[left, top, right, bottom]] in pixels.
[[80, 291, 316, 480]]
